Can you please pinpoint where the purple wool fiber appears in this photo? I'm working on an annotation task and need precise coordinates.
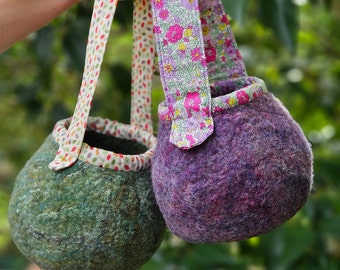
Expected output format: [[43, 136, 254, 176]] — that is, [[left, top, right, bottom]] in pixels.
[[152, 93, 313, 243]]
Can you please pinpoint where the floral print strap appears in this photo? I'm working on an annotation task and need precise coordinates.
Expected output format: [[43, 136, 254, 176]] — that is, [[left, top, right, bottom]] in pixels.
[[152, 0, 264, 149], [152, 0, 214, 150], [130, 0, 155, 134], [199, 0, 247, 84]]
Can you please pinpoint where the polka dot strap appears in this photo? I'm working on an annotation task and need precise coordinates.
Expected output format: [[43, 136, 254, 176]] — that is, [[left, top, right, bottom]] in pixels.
[[49, 0, 155, 171], [130, 0, 155, 134], [49, 0, 119, 170], [49, 0, 118, 170]]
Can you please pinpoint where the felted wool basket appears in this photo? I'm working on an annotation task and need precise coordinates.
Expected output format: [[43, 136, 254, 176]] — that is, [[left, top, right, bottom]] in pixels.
[[150, 0, 313, 243], [152, 88, 313, 243], [8, 0, 165, 268], [8, 118, 165, 270]]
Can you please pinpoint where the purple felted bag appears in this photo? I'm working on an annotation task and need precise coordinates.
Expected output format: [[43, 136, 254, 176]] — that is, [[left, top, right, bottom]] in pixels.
[[151, 0, 313, 243]]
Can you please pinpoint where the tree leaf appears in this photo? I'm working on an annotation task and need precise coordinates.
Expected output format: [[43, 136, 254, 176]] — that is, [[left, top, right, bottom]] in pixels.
[[62, 18, 90, 72], [221, 0, 249, 25], [258, 0, 299, 52], [260, 222, 314, 269]]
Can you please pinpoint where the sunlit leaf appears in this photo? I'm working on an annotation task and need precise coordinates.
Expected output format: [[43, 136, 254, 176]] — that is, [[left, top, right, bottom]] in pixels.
[[0, 190, 10, 252]]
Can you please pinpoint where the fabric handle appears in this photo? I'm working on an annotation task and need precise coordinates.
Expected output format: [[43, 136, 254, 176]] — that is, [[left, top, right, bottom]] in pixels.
[[49, 0, 154, 170], [152, 0, 248, 149], [130, 0, 155, 134], [199, 0, 247, 84]]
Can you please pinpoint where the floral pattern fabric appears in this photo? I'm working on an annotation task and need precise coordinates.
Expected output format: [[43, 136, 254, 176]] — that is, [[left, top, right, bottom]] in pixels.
[[152, 0, 268, 149], [198, 0, 247, 84], [152, 0, 214, 149], [49, 0, 156, 171]]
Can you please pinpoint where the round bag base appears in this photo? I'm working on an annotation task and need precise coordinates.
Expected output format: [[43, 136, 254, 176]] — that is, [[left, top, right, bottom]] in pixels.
[[9, 128, 165, 270], [152, 93, 313, 243]]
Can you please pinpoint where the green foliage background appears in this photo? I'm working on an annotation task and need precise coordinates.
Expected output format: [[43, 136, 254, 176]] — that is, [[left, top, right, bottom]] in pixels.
[[1, 0, 340, 269]]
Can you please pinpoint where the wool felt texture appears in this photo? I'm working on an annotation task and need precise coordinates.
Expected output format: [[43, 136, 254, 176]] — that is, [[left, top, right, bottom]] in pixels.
[[152, 93, 313, 243], [8, 133, 165, 270]]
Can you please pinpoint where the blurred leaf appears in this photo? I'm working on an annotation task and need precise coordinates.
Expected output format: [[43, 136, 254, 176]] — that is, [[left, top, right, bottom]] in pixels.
[[221, 0, 249, 24], [309, 0, 333, 9], [324, 0, 333, 9], [260, 222, 314, 269], [30, 26, 55, 68], [0, 255, 29, 270], [183, 244, 244, 269], [62, 18, 90, 72], [30, 27, 55, 87], [14, 83, 43, 117], [115, 0, 133, 26], [0, 190, 10, 252], [140, 255, 168, 270], [320, 217, 340, 239], [259, 0, 299, 52]]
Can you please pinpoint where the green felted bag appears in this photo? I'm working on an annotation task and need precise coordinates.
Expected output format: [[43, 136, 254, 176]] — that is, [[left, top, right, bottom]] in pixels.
[[8, 0, 165, 269]]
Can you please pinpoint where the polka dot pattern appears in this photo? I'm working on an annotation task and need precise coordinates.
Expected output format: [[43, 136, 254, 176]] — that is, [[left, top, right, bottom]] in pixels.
[[131, 0, 155, 134], [49, 0, 156, 172]]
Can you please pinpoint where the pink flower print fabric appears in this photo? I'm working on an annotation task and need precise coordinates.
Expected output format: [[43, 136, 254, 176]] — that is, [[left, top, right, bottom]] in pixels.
[[153, 0, 268, 146], [198, 0, 247, 83], [159, 76, 268, 119], [184, 92, 202, 117], [152, 0, 214, 149], [166, 24, 184, 43]]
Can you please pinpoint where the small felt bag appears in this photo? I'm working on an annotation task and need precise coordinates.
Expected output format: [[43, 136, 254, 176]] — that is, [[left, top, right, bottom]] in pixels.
[[151, 0, 313, 243], [8, 0, 165, 269]]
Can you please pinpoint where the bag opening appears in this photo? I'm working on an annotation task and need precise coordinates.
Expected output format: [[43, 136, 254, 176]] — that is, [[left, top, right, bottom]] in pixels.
[[83, 130, 148, 155]]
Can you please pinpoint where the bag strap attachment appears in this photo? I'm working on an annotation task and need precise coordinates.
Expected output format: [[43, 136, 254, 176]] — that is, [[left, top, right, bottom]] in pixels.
[[152, 0, 214, 150], [152, 0, 267, 150], [49, 0, 155, 171], [49, 0, 119, 170]]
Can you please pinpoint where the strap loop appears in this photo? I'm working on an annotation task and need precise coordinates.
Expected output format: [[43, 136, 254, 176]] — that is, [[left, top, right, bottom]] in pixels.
[[50, 0, 118, 170], [49, 0, 155, 171], [152, 0, 266, 149], [152, 0, 214, 149]]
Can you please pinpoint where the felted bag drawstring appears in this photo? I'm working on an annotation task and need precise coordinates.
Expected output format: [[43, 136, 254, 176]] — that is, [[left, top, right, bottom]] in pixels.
[[151, 0, 313, 243], [8, 0, 165, 269]]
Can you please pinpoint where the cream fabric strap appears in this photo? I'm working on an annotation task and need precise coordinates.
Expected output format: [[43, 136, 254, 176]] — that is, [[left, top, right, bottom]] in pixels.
[[49, 0, 155, 171]]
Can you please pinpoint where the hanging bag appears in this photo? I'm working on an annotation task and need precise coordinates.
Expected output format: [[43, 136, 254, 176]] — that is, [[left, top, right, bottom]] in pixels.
[[8, 0, 165, 269], [151, 0, 313, 243]]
